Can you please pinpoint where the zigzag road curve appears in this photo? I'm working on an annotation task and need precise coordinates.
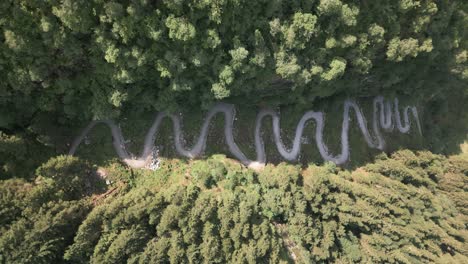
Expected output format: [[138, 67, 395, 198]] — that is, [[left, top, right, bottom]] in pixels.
[[69, 96, 422, 170]]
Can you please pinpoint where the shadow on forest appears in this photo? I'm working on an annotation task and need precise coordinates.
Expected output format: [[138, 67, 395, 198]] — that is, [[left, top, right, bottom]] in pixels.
[[54, 93, 468, 171], [420, 92, 468, 156], [3, 89, 465, 179]]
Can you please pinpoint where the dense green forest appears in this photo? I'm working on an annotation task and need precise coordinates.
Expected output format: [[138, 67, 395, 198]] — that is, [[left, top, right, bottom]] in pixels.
[[0, 0, 466, 125], [0, 0, 467, 263], [1, 152, 467, 263]]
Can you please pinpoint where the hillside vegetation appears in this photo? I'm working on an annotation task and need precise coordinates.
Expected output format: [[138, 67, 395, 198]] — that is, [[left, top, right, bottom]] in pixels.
[[0, 1, 467, 263], [0, 151, 467, 263]]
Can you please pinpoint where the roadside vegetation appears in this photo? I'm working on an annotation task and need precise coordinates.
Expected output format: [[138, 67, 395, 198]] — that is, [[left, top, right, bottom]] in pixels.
[[1, 151, 467, 263]]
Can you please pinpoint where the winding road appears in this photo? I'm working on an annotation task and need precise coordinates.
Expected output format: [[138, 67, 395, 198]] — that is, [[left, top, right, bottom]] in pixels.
[[69, 96, 421, 170]]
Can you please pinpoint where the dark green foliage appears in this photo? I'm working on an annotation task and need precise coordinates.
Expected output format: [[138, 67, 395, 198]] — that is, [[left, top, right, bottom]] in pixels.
[[421, 87, 468, 156], [0, 132, 51, 180], [0, 0, 466, 129], [34, 155, 104, 202]]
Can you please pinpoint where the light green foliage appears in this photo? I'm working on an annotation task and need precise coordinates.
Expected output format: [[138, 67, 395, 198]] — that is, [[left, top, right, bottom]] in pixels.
[[281, 12, 318, 50], [321, 58, 347, 81], [2, 151, 465, 263], [386, 38, 432, 62], [64, 158, 289, 263], [165, 15, 196, 42]]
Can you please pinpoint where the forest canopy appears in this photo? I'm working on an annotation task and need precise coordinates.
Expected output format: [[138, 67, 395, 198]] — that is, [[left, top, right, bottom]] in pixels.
[[1, 151, 467, 263], [0, 0, 467, 128], [1, 1, 467, 263]]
